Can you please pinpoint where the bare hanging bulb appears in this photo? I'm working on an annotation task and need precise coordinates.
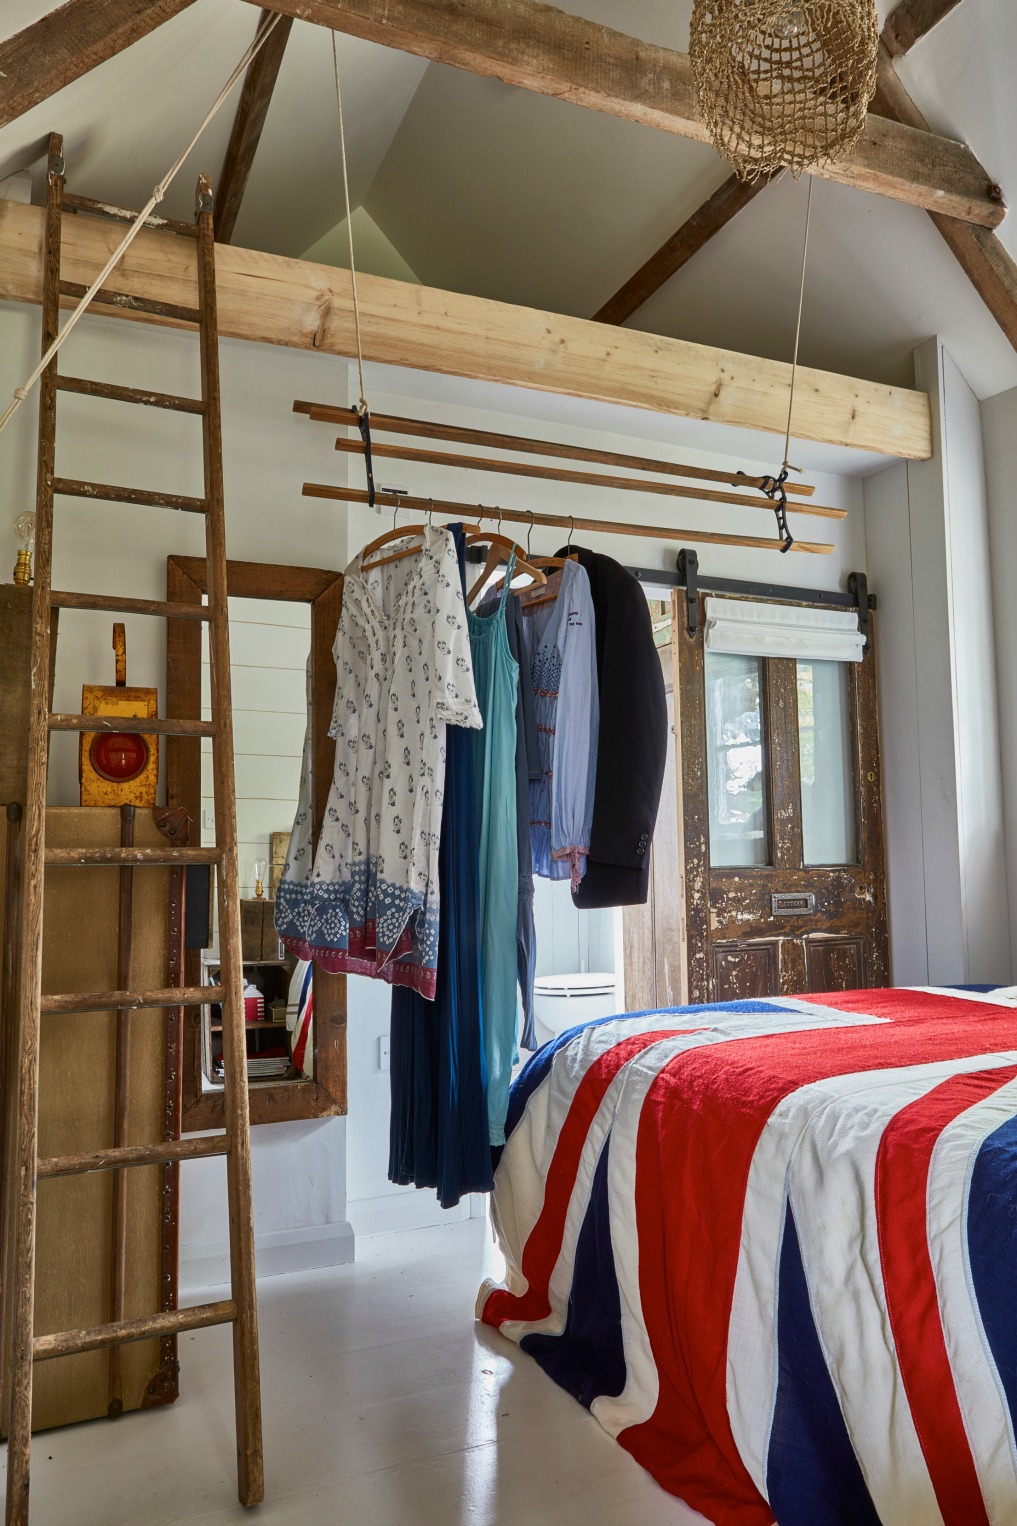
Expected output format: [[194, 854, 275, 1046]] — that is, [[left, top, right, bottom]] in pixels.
[[12, 512, 35, 585]]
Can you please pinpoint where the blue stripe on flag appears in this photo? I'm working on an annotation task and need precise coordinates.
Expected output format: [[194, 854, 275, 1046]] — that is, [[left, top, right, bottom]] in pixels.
[[967, 1113, 1017, 1431], [519, 1136, 626, 1409], [504, 1000, 786, 1142], [767, 1203, 881, 1526]]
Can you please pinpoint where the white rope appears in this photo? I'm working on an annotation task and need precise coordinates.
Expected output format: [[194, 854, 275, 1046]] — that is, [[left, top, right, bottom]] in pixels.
[[782, 173, 815, 474], [331, 30, 369, 416], [0, 11, 283, 441]]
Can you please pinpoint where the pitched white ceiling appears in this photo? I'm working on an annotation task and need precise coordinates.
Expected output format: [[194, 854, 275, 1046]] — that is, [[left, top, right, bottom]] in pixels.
[[0, 0, 426, 250], [2, 0, 1016, 401]]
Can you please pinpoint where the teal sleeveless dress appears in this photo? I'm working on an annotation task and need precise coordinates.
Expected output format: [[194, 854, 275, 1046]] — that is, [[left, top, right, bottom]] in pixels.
[[468, 558, 520, 1145]]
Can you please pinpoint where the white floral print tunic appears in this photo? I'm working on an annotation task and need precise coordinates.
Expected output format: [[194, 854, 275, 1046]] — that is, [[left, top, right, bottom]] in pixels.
[[275, 524, 481, 999]]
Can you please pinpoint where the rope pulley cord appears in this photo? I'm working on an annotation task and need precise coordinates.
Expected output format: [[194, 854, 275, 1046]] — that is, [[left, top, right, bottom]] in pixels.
[[0, 11, 284, 440], [331, 30, 376, 508], [760, 173, 816, 555]]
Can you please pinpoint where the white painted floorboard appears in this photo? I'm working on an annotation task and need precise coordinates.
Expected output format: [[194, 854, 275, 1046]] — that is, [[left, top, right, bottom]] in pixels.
[[4, 1221, 708, 1526]]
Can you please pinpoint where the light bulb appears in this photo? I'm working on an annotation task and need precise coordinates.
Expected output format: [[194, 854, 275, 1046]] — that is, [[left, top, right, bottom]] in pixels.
[[772, 6, 804, 38], [253, 858, 267, 900], [12, 512, 35, 586]]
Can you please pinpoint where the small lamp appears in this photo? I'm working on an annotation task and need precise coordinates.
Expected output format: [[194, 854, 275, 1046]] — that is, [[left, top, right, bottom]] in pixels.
[[12, 513, 35, 586], [253, 858, 267, 900]]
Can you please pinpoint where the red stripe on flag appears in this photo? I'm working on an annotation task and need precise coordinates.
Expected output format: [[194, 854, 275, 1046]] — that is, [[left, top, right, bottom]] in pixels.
[[481, 1030, 701, 1330], [875, 1066, 1017, 1526], [618, 994, 1017, 1526]]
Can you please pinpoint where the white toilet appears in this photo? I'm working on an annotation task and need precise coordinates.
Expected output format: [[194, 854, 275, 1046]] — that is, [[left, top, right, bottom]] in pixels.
[[532, 972, 618, 1048]]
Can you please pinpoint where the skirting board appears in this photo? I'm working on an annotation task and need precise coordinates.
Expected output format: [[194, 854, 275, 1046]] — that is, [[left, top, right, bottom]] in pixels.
[[348, 1191, 473, 1239], [180, 1220, 355, 1293]]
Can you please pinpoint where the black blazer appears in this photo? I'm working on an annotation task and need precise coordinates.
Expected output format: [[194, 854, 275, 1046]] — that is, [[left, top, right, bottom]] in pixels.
[[556, 545, 668, 908]]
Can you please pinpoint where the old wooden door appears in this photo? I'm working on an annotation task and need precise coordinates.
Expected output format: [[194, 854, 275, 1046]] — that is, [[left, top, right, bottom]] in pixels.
[[675, 590, 889, 1003]]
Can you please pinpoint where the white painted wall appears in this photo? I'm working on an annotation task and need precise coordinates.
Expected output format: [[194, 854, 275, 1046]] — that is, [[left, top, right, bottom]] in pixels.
[[980, 383, 1017, 977], [863, 338, 1011, 986]]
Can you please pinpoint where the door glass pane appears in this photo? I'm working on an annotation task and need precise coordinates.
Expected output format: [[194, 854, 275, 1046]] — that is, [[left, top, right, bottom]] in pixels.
[[797, 660, 856, 865], [705, 652, 768, 867]]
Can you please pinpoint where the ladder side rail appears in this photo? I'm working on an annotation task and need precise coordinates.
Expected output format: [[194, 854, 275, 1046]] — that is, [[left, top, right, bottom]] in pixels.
[[0, 804, 24, 1438], [194, 174, 264, 1509], [4, 132, 64, 1526]]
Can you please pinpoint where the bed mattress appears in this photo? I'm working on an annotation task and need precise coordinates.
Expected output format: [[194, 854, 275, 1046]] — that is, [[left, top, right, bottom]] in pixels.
[[477, 988, 1017, 1526]]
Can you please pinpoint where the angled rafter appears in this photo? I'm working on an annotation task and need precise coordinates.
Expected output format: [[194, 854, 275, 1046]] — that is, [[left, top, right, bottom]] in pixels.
[[881, 0, 964, 58], [214, 9, 293, 242], [251, 0, 1003, 227], [593, 173, 771, 325], [0, 0, 198, 130], [0, 199, 933, 458], [873, 46, 1017, 353]]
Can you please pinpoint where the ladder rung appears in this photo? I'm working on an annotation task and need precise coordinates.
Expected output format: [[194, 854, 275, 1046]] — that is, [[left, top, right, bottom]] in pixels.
[[59, 279, 201, 325], [62, 191, 199, 240], [57, 374, 204, 415], [52, 476, 207, 515], [38, 1135, 229, 1179], [44, 846, 221, 868], [49, 714, 215, 736], [41, 985, 224, 1015], [33, 1300, 236, 1362], [50, 590, 211, 621]]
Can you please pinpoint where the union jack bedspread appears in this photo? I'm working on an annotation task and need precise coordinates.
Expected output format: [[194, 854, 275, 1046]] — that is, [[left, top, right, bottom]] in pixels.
[[477, 988, 1017, 1526]]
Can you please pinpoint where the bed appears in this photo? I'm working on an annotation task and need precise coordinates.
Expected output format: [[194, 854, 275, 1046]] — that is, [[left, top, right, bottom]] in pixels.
[[477, 988, 1017, 1526]]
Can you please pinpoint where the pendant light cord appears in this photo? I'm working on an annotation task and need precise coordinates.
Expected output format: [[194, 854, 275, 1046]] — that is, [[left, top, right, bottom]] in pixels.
[[783, 172, 815, 474], [759, 173, 815, 553], [330, 30, 374, 504], [0, 11, 282, 441]]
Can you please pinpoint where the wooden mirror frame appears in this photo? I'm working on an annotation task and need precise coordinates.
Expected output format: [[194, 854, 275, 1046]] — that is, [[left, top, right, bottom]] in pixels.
[[166, 555, 346, 1129]]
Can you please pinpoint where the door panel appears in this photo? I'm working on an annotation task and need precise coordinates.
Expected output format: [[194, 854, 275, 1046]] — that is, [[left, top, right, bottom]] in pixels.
[[676, 590, 889, 1003], [712, 941, 779, 1001], [805, 937, 868, 993]]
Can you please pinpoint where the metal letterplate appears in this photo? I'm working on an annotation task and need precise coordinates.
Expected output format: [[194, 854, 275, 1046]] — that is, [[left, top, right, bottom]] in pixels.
[[771, 892, 816, 916]]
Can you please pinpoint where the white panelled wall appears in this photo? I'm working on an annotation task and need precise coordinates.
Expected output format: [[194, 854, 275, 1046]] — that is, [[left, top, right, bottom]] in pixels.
[[981, 382, 1017, 978], [864, 337, 1012, 987]]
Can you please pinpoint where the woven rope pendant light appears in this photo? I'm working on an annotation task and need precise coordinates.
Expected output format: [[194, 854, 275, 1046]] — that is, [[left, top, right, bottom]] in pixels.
[[690, 1, 879, 182]]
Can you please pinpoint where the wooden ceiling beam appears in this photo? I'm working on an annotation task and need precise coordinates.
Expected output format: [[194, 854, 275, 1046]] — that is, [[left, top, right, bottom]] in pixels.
[[0, 198, 933, 459], [873, 46, 1017, 353], [214, 9, 293, 243], [593, 174, 771, 326], [881, 0, 964, 58], [0, 0, 198, 129], [251, 0, 1003, 228]]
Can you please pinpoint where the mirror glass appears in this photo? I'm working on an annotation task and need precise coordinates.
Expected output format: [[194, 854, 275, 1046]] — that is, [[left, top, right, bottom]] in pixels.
[[199, 595, 311, 1091]]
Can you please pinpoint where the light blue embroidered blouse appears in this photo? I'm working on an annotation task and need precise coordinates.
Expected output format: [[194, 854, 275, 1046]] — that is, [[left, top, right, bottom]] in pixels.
[[518, 558, 599, 888]]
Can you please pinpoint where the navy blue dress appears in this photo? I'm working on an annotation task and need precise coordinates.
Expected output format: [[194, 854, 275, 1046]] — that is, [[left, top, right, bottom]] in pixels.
[[388, 526, 493, 1208]]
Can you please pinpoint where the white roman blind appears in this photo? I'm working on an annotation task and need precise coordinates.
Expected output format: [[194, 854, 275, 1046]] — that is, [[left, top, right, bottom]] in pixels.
[[703, 596, 865, 663]]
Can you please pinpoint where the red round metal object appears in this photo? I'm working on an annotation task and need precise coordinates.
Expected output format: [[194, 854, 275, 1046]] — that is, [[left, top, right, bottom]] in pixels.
[[89, 731, 150, 782]]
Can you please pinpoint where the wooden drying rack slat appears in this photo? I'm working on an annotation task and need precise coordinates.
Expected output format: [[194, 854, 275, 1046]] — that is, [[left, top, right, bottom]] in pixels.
[[332, 437, 845, 520], [302, 484, 833, 556], [293, 401, 817, 497]]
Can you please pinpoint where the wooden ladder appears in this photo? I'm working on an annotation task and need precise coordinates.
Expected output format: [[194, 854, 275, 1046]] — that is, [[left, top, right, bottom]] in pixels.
[[2, 133, 263, 1525]]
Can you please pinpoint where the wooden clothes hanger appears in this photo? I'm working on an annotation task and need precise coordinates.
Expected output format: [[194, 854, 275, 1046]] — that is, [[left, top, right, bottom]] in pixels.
[[464, 526, 547, 607], [520, 516, 578, 611], [361, 498, 440, 570]]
